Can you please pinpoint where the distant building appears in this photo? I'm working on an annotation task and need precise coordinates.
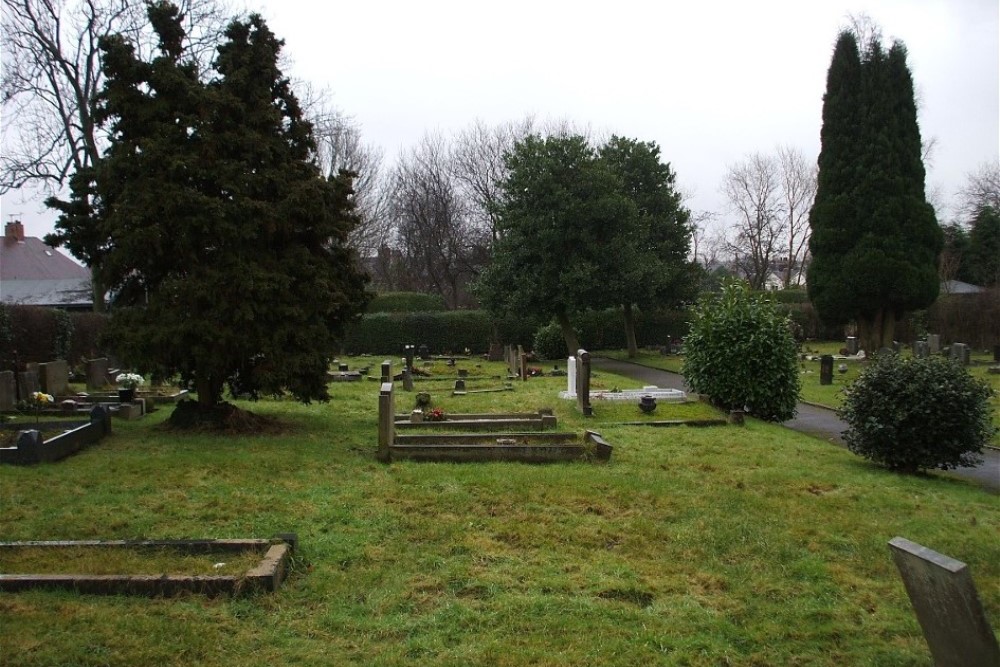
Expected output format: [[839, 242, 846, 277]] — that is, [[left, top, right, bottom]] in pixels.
[[0, 221, 92, 309]]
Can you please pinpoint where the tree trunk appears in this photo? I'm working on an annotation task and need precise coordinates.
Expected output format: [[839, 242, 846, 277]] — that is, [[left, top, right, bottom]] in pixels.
[[622, 303, 638, 358], [91, 271, 106, 313], [555, 311, 581, 357], [196, 372, 221, 409]]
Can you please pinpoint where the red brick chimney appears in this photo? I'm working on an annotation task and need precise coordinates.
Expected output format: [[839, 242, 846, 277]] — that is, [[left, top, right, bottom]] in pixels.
[[4, 220, 25, 241]]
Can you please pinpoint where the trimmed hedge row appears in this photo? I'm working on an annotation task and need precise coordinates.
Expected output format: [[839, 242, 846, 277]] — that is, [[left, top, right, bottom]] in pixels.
[[1, 305, 107, 367], [340, 308, 691, 356]]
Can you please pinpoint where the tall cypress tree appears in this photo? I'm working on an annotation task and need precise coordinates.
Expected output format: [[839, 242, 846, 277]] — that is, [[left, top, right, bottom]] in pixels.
[[808, 30, 942, 351]]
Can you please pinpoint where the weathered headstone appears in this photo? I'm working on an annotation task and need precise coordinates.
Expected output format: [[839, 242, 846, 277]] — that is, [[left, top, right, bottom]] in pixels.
[[457, 369, 468, 378], [86, 358, 109, 391], [418, 344, 429, 360], [566, 356, 577, 397], [17, 370, 39, 401], [846, 336, 859, 355], [927, 334, 941, 355], [487, 342, 503, 362], [380, 360, 392, 384], [888, 536, 999, 667], [39, 360, 69, 396], [338, 363, 349, 373], [820, 355, 834, 385], [377, 382, 394, 463], [950, 343, 970, 366], [517, 345, 527, 381], [913, 341, 930, 359], [403, 344, 415, 372], [454, 379, 466, 391], [402, 367, 414, 392], [0, 371, 15, 411], [575, 349, 592, 417]]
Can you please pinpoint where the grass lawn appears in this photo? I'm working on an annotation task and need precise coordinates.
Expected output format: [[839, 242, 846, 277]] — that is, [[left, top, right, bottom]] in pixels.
[[2, 358, 998, 666]]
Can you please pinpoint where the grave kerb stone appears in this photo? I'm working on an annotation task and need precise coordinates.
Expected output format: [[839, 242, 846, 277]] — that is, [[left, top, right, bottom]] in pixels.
[[888, 536, 999, 667]]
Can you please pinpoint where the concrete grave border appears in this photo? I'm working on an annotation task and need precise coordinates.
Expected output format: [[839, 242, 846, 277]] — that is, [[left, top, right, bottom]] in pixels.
[[0, 405, 112, 465], [378, 382, 611, 464], [0, 535, 296, 597]]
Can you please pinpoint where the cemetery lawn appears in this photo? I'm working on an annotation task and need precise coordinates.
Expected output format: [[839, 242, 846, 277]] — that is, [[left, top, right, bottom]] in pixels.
[[2, 359, 998, 667]]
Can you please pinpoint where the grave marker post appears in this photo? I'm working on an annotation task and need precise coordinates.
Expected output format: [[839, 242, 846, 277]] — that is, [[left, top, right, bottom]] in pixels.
[[576, 349, 593, 416]]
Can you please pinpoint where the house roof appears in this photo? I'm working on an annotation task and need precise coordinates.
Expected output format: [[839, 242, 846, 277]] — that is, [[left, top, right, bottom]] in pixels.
[[1, 234, 92, 307], [940, 280, 985, 295]]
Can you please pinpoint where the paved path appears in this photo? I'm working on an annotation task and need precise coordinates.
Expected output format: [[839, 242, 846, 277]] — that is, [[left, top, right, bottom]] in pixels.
[[592, 356, 999, 493]]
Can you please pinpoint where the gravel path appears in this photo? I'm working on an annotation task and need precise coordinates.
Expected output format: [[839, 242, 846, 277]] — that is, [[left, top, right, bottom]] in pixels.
[[592, 356, 999, 493]]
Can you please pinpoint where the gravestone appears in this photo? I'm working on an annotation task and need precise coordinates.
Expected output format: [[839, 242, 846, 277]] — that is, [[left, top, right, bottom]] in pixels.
[[39, 360, 69, 396], [566, 356, 577, 397], [892, 340, 902, 354], [418, 344, 429, 360], [402, 367, 414, 392], [86, 358, 109, 391], [380, 360, 392, 384], [403, 344, 415, 372], [487, 342, 503, 362], [950, 343, 970, 366], [17, 370, 39, 401], [575, 349, 592, 416], [517, 345, 527, 381], [927, 334, 941, 355], [0, 371, 14, 411], [457, 369, 468, 378], [819, 355, 834, 385], [846, 336, 859, 355], [913, 341, 929, 359], [338, 363, 349, 373], [888, 537, 999, 667], [454, 379, 466, 391]]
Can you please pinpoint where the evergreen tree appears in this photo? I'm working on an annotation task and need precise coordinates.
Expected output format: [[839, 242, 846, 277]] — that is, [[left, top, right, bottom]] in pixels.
[[808, 30, 942, 351], [597, 136, 697, 358], [53, 2, 369, 412], [474, 134, 636, 355], [965, 206, 1000, 287]]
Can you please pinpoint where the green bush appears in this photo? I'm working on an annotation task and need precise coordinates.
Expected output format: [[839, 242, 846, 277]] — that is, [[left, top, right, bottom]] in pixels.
[[366, 292, 446, 313], [682, 282, 800, 421], [532, 322, 566, 360], [839, 354, 996, 472], [342, 311, 494, 355]]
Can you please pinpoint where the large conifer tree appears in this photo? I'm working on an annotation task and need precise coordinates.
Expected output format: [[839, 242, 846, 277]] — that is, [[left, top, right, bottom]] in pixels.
[[808, 30, 941, 351], [56, 2, 369, 412]]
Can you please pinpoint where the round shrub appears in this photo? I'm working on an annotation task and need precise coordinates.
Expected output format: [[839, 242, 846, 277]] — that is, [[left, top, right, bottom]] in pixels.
[[682, 282, 800, 421], [839, 354, 996, 472], [532, 322, 566, 360]]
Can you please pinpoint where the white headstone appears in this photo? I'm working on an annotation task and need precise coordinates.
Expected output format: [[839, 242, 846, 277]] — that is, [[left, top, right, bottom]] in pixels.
[[566, 356, 577, 397]]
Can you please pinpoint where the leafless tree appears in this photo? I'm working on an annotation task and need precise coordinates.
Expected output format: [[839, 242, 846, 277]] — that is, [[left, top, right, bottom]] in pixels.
[[775, 145, 815, 287], [1, 0, 232, 195], [722, 152, 783, 290], [957, 161, 1000, 218], [389, 133, 489, 308], [302, 86, 391, 258], [450, 116, 536, 244]]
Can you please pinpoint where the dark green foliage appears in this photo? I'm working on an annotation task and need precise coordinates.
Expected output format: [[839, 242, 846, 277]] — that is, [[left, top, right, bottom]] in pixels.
[[52, 310, 73, 361], [532, 322, 566, 360], [366, 292, 446, 313], [808, 30, 942, 351], [840, 354, 995, 471], [0, 305, 12, 363], [966, 206, 1000, 286], [682, 282, 800, 421], [49, 4, 369, 408], [341, 311, 493, 355]]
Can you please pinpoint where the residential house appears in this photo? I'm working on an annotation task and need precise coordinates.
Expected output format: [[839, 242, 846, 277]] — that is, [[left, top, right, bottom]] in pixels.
[[0, 221, 92, 309]]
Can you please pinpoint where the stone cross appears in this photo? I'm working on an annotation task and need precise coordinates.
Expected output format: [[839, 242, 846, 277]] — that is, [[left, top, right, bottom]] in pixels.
[[575, 349, 592, 416], [819, 355, 834, 386], [888, 537, 999, 667]]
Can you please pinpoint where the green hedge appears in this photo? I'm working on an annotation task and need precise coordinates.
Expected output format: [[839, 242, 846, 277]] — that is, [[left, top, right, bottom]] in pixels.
[[366, 292, 446, 313], [342, 311, 494, 355], [0, 304, 108, 367]]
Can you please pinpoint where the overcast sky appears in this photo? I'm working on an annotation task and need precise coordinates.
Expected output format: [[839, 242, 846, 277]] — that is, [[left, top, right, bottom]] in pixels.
[[4, 0, 998, 242]]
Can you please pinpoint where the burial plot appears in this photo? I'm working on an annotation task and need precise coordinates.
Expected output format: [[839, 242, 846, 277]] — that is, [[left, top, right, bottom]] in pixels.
[[888, 536, 999, 667], [0, 536, 295, 597], [1, 405, 112, 465], [378, 382, 610, 463]]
